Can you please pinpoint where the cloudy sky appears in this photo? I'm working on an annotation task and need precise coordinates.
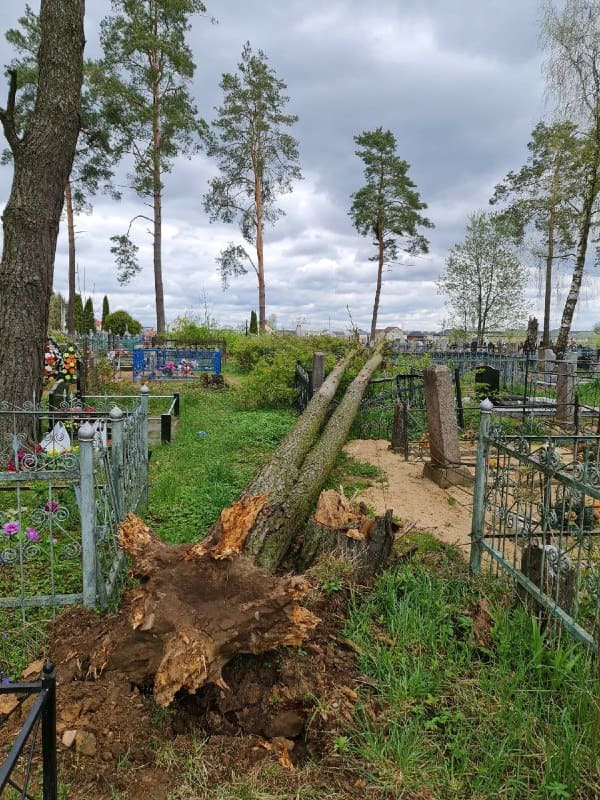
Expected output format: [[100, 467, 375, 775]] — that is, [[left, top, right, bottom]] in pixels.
[[0, 0, 597, 334]]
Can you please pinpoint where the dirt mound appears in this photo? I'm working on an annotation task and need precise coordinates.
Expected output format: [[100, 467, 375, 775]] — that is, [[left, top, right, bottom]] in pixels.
[[4, 587, 380, 800]]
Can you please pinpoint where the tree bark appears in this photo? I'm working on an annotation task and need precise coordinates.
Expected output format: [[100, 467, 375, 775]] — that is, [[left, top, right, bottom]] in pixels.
[[246, 349, 356, 498], [151, 16, 166, 334], [0, 1, 85, 412], [243, 347, 383, 570], [65, 179, 77, 335], [255, 167, 266, 332]]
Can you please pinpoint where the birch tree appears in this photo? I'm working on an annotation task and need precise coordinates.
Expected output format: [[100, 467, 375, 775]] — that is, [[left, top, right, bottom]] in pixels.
[[541, 0, 600, 358]]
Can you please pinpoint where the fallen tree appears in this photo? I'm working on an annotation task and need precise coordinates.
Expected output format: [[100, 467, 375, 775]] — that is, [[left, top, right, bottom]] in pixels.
[[85, 345, 392, 706]]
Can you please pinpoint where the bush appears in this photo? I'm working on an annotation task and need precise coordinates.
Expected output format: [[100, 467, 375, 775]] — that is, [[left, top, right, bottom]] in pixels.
[[104, 310, 142, 336]]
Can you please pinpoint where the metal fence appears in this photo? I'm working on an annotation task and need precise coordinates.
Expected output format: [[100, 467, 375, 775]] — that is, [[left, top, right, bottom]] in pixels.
[[470, 405, 600, 652], [0, 391, 149, 624], [0, 663, 57, 800]]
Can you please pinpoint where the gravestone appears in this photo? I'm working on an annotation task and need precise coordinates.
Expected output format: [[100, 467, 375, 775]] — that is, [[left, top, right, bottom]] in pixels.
[[470, 339, 478, 354], [474, 365, 500, 398], [422, 365, 473, 488]]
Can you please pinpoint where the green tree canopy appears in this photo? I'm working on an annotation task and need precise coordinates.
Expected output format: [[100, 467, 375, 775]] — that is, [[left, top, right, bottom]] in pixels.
[[249, 310, 258, 335], [437, 211, 530, 345], [101, 295, 110, 329], [491, 121, 583, 347], [349, 127, 433, 340], [104, 310, 142, 336], [203, 42, 302, 333], [98, 0, 206, 333]]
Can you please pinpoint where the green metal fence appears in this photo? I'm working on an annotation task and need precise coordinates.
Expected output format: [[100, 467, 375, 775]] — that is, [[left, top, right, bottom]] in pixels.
[[470, 402, 600, 652]]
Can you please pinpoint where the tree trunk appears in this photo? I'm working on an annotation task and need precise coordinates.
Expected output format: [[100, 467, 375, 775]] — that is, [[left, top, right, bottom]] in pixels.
[[255, 170, 266, 332], [246, 349, 356, 498], [0, 1, 84, 415], [370, 222, 384, 341], [542, 164, 559, 348], [243, 347, 383, 570], [152, 48, 166, 334], [65, 179, 77, 335], [82, 347, 388, 708]]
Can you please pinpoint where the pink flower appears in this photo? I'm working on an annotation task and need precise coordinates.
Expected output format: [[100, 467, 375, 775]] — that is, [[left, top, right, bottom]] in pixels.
[[25, 528, 40, 543], [44, 500, 59, 513], [2, 521, 20, 536]]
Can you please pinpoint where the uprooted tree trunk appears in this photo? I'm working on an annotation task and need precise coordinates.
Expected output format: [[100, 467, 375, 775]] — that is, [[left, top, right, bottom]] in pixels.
[[88, 346, 392, 707]]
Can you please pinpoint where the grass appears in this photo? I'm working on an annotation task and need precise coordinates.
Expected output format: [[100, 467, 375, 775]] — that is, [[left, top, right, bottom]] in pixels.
[[343, 537, 599, 800], [145, 382, 295, 543]]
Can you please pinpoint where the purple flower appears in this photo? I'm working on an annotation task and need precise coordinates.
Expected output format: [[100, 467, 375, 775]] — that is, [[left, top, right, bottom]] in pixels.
[[25, 528, 40, 543], [2, 521, 19, 536], [44, 500, 59, 513]]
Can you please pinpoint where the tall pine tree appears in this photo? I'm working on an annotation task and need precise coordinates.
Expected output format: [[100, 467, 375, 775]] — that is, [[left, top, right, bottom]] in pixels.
[[98, 0, 206, 333], [203, 42, 302, 333]]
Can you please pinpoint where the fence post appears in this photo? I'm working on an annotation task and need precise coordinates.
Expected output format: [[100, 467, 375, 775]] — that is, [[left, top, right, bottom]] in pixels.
[[78, 422, 97, 609], [390, 399, 409, 460], [161, 413, 172, 444], [469, 399, 493, 574], [41, 661, 57, 800], [109, 406, 124, 519], [454, 367, 464, 428], [311, 352, 325, 395], [173, 392, 180, 417], [140, 384, 150, 507]]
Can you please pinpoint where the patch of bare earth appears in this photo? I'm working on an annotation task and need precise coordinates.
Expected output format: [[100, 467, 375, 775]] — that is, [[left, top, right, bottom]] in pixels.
[[343, 439, 475, 553]]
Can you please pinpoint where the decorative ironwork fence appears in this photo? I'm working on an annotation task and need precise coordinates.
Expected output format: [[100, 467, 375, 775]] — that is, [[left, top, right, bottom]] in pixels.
[[470, 404, 600, 652], [0, 662, 57, 800], [132, 347, 221, 380], [0, 391, 149, 623]]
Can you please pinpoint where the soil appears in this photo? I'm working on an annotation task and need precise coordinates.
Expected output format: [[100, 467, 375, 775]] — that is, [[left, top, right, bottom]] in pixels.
[[344, 439, 475, 553], [1, 443, 476, 799]]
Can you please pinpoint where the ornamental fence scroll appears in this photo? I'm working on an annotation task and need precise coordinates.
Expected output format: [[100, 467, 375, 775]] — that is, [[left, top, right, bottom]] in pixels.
[[470, 405, 600, 652], [0, 391, 149, 624]]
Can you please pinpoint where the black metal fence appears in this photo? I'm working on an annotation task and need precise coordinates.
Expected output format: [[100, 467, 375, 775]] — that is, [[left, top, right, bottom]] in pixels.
[[0, 663, 57, 799]]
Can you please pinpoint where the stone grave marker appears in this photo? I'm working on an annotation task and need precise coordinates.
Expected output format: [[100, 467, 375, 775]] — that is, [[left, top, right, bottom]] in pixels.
[[474, 365, 500, 399], [422, 365, 472, 488]]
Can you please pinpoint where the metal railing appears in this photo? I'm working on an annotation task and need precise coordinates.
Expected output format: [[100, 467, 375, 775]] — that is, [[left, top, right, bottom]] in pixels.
[[470, 403, 600, 652], [0, 663, 57, 800], [0, 390, 150, 622]]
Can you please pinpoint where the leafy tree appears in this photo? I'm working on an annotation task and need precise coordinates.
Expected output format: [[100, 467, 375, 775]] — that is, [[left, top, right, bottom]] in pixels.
[[83, 297, 95, 334], [203, 42, 302, 333], [540, 0, 600, 358], [349, 127, 433, 341], [0, 0, 84, 411], [98, 0, 206, 333], [48, 292, 66, 332], [74, 294, 85, 334], [102, 295, 111, 330], [436, 211, 530, 345], [104, 310, 143, 336], [4, 4, 120, 335], [490, 121, 582, 347], [249, 310, 258, 335]]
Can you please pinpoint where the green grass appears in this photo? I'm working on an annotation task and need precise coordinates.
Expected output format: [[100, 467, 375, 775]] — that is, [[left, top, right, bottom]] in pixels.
[[343, 537, 599, 800], [145, 383, 295, 543]]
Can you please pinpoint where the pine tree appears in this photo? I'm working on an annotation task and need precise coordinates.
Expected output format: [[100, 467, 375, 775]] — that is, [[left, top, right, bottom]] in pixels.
[[74, 293, 85, 334], [349, 128, 433, 340], [83, 297, 95, 334], [98, 0, 206, 333], [203, 42, 302, 332], [249, 310, 258, 335]]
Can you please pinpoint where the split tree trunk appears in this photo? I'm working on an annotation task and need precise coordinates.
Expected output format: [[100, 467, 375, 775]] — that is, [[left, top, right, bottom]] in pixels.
[[242, 347, 383, 569], [85, 347, 390, 708]]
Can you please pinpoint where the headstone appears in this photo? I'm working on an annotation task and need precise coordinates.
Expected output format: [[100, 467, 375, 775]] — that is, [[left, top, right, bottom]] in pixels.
[[474, 365, 500, 398], [555, 360, 576, 423], [422, 365, 472, 488], [470, 339, 478, 354]]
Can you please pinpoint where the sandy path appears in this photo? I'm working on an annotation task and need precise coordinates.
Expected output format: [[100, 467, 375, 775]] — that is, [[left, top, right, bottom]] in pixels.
[[343, 439, 475, 555]]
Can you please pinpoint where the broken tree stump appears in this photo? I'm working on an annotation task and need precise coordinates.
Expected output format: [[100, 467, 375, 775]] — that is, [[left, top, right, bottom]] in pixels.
[[87, 512, 319, 707], [298, 490, 394, 579]]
